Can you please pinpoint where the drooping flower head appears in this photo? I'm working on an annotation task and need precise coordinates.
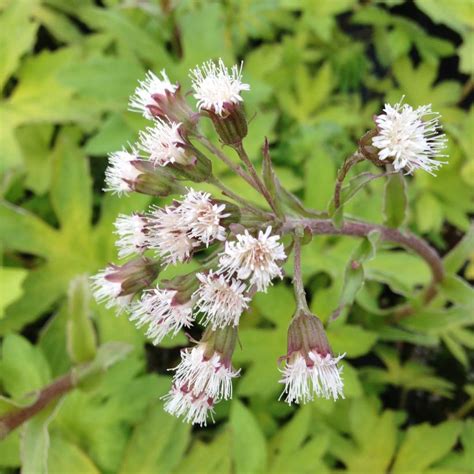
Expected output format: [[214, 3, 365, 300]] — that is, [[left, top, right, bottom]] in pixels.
[[279, 311, 344, 404], [114, 213, 149, 258], [171, 343, 240, 400], [218, 226, 286, 292], [179, 190, 230, 246], [130, 287, 194, 345], [194, 271, 250, 329], [91, 258, 160, 314], [163, 326, 239, 425], [137, 119, 189, 167], [190, 59, 250, 116], [104, 149, 142, 195], [129, 70, 178, 119], [372, 100, 448, 175]]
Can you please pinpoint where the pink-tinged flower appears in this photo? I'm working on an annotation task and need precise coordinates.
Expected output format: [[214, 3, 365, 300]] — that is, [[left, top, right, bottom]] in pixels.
[[171, 344, 240, 400], [137, 119, 189, 167], [114, 213, 149, 258], [130, 287, 194, 345], [147, 205, 199, 265], [179, 190, 229, 246], [162, 385, 215, 426], [279, 311, 344, 404], [129, 70, 178, 119], [194, 271, 250, 329], [218, 226, 286, 292], [372, 100, 448, 175], [104, 149, 141, 195], [190, 59, 250, 116]]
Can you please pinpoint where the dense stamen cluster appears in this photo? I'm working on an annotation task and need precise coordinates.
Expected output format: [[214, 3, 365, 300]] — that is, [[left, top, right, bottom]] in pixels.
[[92, 57, 447, 426]]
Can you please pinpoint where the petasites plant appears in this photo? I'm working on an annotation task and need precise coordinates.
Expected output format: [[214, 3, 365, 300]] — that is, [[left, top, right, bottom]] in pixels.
[[90, 59, 448, 426]]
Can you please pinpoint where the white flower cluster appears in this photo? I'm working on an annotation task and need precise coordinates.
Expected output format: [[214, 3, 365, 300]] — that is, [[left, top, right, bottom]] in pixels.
[[105, 58, 250, 194], [93, 58, 366, 427]]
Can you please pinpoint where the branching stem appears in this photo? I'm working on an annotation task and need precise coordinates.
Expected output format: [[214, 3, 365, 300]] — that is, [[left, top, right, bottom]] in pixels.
[[333, 151, 364, 210], [283, 218, 444, 316], [234, 142, 280, 215]]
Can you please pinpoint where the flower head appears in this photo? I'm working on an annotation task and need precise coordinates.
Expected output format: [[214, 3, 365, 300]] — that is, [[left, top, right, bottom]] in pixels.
[[147, 205, 199, 265], [190, 59, 250, 116], [104, 149, 141, 195], [130, 287, 194, 344], [129, 70, 178, 119], [279, 312, 344, 404], [280, 351, 345, 404], [195, 271, 250, 329], [218, 226, 286, 292], [171, 344, 239, 400], [137, 119, 188, 167], [162, 385, 215, 426], [179, 190, 229, 246], [114, 213, 149, 258], [372, 100, 448, 175]]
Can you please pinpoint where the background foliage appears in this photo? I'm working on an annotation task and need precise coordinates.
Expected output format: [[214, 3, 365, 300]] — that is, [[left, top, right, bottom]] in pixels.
[[0, 0, 473, 472]]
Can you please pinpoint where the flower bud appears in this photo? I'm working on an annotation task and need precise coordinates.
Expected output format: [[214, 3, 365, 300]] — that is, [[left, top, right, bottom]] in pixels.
[[129, 160, 186, 196], [358, 128, 383, 165], [166, 145, 213, 183], [204, 102, 248, 146], [91, 257, 160, 313]]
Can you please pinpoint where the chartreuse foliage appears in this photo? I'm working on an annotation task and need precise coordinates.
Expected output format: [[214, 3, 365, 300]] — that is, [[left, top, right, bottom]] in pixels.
[[0, 0, 473, 472]]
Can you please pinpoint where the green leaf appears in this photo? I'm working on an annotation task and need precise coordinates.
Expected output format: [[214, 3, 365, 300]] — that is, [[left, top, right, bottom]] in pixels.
[[173, 430, 232, 474], [119, 405, 190, 474], [21, 401, 63, 474], [305, 147, 335, 210], [0, 267, 27, 319], [392, 420, 462, 473], [332, 231, 380, 318], [416, 192, 443, 233], [365, 346, 454, 398], [328, 325, 378, 358], [365, 250, 431, 296], [383, 173, 407, 228], [414, 0, 473, 34], [230, 400, 267, 474], [0, 334, 51, 400], [0, 0, 39, 88], [66, 275, 97, 364], [443, 223, 474, 274], [440, 274, 474, 307], [50, 129, 92, 231], [47, 436, 100, 474], [400, 306, 474, 334], [346, 399, 398, 474]]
